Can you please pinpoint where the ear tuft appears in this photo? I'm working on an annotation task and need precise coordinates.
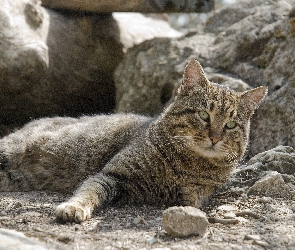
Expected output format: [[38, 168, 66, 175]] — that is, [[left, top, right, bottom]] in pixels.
[[241, 86, 268, 114], [178, 59, 209, 96]]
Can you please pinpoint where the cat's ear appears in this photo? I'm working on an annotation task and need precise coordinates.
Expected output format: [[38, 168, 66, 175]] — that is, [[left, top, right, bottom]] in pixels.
[[178, 59, 209, 96], [241, 86, 268, 114]]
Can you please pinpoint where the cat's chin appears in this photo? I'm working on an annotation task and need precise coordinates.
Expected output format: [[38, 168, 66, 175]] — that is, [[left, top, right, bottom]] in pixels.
[[192, 144, 239, 166]]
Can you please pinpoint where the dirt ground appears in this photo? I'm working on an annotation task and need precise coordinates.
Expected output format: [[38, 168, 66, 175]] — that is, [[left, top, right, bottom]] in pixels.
[[0, 187, 294, 250]]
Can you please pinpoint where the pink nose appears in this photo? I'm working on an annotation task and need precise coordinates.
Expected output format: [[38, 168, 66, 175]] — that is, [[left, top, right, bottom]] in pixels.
[[210, 137, 220, 145]]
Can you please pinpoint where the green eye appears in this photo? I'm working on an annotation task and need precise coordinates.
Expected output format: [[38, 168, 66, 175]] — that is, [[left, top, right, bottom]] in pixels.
[[225, 121, 237, 129], [198, 111, 209, 121]]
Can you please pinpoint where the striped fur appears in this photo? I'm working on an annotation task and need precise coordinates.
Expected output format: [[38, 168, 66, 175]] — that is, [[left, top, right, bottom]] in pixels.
[[0, 59, 267, 222]]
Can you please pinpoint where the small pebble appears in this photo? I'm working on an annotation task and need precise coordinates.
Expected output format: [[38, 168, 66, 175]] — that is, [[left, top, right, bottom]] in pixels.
[[87, 221, 100, 232], [163, 206, 208, 238], [147, 236, 158, 245], [57, 234, 73, 244], [223, 212, 236, 219], [244, 234, 261, 241], [216, 205, 237, 212], [253, 240, 269, 247], [133, 216, 146, 225]]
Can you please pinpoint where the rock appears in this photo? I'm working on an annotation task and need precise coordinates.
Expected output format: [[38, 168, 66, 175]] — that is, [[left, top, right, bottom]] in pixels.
[[132, 216, 146, 225], [114, 34, 215, 115], [253, 240, 269, 247], [113, 13, 182, 52], [0, 0, 187, 135], [226, 146, 295, 198], [0, 228, 55, 250], [57, 234, 73, 244], [216, 204, 238, 212], [223, 212, 236, 219], [249, 80, 295, 157], [244, 234, 261, 241], [248, 171, 292, 198], [162, 206, 208, 238], [41, 0, 215, 13], [147, 236, 158, 245], [206, 71, 251, 92], [0, 0, 123, 135], [247, 145, 295, 175]]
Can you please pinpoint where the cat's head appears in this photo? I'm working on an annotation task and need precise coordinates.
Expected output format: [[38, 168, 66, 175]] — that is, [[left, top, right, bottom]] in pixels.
[[164, 59, 267, 165]]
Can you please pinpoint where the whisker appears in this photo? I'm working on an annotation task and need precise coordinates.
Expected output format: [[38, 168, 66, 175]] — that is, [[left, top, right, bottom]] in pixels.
[[173, 135, 194, 139]]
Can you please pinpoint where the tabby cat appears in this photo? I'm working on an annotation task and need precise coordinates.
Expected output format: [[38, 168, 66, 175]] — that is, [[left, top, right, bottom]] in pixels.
[[0, 59, 267, 223]]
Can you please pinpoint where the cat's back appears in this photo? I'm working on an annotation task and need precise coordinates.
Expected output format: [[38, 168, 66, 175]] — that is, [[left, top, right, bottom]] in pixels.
[[0, 113, 152, 192], [2, 113, 151, 152]]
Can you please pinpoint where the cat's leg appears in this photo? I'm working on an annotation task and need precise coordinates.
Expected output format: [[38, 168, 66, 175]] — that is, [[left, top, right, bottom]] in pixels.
[[181, 184, 215, 208], [56, 173, 117, 223]]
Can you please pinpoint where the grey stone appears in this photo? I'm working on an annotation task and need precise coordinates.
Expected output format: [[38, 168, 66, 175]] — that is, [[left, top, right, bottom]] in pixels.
[[0, 1, 184, 136], [113, 13, 182, 52], [248, 79, 295, 157], [162, 206, 208, 238], [0, 228, 54, 250], [226, 146, 295, 198], [244, 234, 261, 241], [41, 0, 215, 13], [0, 0, 123, 135], [248, 171, 293, 198], [114, 33, 215, 116]]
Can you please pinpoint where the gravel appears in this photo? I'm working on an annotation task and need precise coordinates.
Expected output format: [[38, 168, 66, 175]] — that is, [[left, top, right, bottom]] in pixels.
[[0, 188, 294, 249]]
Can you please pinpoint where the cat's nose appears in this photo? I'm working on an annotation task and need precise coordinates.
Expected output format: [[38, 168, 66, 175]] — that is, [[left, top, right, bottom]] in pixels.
[[210, 136, 220, 145]]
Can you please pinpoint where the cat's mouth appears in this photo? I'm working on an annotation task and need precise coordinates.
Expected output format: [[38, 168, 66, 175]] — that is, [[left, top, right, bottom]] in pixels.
[[191, 140, 222, 157]]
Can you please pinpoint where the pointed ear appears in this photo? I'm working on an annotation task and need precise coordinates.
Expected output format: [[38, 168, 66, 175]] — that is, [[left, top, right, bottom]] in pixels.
[[177, 59, 209, 96], [241, 86, 268, 114]]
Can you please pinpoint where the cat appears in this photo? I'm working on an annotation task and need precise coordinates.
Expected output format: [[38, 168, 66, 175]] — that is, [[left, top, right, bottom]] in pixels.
[[0, 59, 267, 223]]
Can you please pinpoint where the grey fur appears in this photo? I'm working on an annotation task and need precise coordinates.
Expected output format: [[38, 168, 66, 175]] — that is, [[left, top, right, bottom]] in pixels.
[[0, 59, 267, 223]]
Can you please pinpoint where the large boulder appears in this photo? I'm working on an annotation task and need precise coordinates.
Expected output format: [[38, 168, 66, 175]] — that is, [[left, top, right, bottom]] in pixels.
[[113, 13, 182, 52], [114, 0, 295, 157], [41, 0, 215, 13], [0, 0, 123, 135], [0, 0, 182, 136], [0, 0, 50, 132]]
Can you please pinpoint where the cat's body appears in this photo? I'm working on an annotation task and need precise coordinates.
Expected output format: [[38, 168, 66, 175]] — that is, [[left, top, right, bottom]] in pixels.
[[0, 60, 267, 223]]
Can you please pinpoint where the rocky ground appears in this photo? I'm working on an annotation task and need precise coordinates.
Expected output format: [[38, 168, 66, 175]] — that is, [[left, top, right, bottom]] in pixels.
[[0, 185, 294, 249], [1, 147, 294, 249]]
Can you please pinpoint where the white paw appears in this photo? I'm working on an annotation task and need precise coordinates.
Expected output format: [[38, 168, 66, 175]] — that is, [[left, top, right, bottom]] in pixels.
[[55, 202, 91, 223]]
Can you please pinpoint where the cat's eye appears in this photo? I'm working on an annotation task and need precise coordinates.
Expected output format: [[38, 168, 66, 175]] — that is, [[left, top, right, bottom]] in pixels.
[[198, 111, 209, 121], [225, 121, 237, 129]]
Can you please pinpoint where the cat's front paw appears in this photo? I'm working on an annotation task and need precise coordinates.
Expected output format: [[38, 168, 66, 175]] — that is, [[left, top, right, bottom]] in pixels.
[[55, 202, 91, 223]]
